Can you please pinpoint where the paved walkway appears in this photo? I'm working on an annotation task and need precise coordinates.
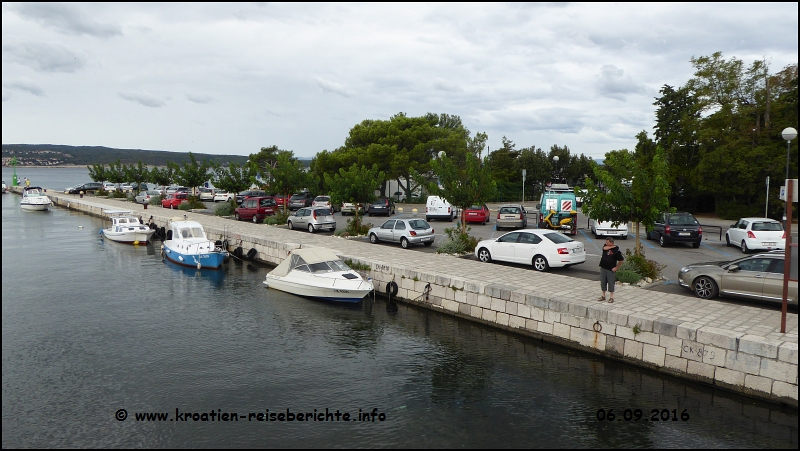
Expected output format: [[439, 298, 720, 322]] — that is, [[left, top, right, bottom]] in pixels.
[[40, 189, 798, 344]]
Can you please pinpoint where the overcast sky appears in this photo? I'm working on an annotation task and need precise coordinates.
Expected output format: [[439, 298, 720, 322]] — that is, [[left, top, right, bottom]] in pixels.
[[2, 2, 798, 160]]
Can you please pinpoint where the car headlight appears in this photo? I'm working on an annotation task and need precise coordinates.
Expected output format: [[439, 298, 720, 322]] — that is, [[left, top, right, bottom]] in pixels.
[[679, 266, 692, 275]]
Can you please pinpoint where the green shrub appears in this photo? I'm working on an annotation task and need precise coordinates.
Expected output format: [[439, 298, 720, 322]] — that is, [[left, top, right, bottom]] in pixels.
[[215, 202, 235, 216], [436, 225, 479, 254], [264, 209, 290, 225], [616, 269, 643, 284], [345, 217, 373, 236], [148, 195, 162, 205], [623, 248, 665, 280], [716, 200, 759, 220]]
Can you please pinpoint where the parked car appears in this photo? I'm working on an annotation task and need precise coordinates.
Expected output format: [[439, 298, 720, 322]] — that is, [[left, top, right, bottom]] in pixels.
[[725, 218, 785, 253], [213, 191, 235, 202], [161, 192, 188, 208], [235, 196, 278, 223], [198, 187, 215, 201], [589, 219, 629, 239], [134, 190, 161, 205], [274, 194, 288, 207], [312, 195, 338, 212], [341, 202, 366, 216], [496, 204, 527, 230], [119, 183, 134, 192], [66, 182, 103, 194], [287, 207, 336, 233], [647, 211, 702, 248], [236, 190, 267, 205], [425, 195, 457, 221], [166, 186, 189, 195], [463, 204, 491, 224], [103, 182, 117, 192], [678, 251, 797, 304], [367, 197, 395, 216], [368, 218, 435, 249], [288, 192, 314, 210], [474, 229, 585, 272]]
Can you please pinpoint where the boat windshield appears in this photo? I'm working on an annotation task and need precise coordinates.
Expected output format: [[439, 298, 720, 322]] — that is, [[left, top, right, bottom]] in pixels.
[[305, 260, 351, 273], [178, 227, 206, 239]]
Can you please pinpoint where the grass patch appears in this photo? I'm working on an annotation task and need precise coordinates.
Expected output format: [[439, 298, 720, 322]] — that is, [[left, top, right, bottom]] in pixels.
[[436, 225, 479, 254]]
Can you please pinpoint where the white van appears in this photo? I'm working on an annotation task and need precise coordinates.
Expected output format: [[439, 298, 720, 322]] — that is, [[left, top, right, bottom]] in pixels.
[[426, 196, 458, 221], [589, 219, 628, 239]]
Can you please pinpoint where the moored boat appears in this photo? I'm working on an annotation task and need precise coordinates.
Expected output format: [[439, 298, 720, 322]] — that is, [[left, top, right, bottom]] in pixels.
[[161, 219, 228, 269], [20, 186, 52, 211], [101, 210, 156, 245], [264, 248, 374, 303]]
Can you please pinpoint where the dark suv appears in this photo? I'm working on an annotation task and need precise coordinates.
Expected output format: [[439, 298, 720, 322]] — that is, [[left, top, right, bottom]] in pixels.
[[236, 190, 267, 206], [367, 197, 396, 216], [288, 192, 314, 210], [67, 182, 103, 194], [647, 211, 702, 248]]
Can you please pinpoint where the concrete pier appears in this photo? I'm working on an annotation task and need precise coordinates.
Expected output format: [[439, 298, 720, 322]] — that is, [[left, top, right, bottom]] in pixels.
[[15, 187, 798, 406]]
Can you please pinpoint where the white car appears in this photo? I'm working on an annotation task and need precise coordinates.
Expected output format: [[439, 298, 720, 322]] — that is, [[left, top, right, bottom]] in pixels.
[[590, 219, 628, 239], [725, 218, 784, 253], [103, 182, 117, 192], [198, 187, 215, 201], [213, 191, 234, 202], [474, 229, 585, 272], [312, 195, 338, 212]]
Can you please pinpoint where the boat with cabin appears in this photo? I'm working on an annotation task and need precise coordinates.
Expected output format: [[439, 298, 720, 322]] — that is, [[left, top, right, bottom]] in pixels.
[[161, 218, 228, 269], [100, 210, 156, 245], [264, 247, 374, 303], [20, 186, 52, 211]]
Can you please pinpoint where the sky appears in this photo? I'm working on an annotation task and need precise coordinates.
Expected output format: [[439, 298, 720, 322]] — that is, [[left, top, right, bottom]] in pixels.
[[2, 3, 798, 161]]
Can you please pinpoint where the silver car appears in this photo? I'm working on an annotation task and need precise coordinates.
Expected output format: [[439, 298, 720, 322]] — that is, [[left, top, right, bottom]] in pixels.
[[496, 204, 527, 230], [678, 251, 797, 304], [134, 190, 161, 204], [287, 207, 336, 233], [368, 219, 435, 249]]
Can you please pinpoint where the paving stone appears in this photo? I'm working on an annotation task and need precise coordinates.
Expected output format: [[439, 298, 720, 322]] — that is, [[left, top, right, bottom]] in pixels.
[[778, 342, 798, 365]]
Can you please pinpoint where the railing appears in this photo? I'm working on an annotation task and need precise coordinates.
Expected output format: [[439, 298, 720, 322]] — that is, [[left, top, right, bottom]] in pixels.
[[700, 224, 724, 241]]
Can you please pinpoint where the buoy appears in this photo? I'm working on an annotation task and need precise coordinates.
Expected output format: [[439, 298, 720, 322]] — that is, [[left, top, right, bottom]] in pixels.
[[246, 248, 257, 260], [197, 261, 202, 269], [386, 281, 399, 297], [233, 247, 243, 259], [133, 240, 140, 246]]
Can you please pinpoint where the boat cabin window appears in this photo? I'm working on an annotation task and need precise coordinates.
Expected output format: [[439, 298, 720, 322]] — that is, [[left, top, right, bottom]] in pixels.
[[293, 264, 310, 272], [118, 218, 128, 224], [330, 260, 350, 271], [308, 262, 333, 273]]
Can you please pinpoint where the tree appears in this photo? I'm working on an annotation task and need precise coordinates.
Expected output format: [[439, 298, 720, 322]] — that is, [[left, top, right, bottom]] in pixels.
[[516, 145, 551, 201], [105, 159, 126, 189], [324, 163, 385, 232], [87, 163, 107, 183], [581, 146, 671, 255], [149, 165, 175, 188], [124, 161, 150, 195], [250, 145, 295, 189], [211, 161, 258, 205], [421, 152, 497, 233], [270, 152, 307, 214], [172, 152, 211, 198]]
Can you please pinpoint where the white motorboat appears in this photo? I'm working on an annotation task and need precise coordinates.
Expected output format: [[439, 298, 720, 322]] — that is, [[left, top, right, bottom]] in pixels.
[[20, 186, 52, 211], [101, 210, 156, 245], [264, 248, 374, 303], [162, 218, 228, 269]]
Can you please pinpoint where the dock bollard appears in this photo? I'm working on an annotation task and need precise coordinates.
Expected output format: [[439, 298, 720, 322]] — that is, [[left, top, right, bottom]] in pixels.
[[80, 191, 84, 198], [144, 203, 148, 209]]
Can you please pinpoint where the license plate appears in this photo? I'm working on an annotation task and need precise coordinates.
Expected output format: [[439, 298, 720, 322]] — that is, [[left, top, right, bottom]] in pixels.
[[678, 232, 690, 236], [764, 242, 776, 246], [422, 237, 432, 242], [572, 248, 580, 253], [468, 213, 476, 215]]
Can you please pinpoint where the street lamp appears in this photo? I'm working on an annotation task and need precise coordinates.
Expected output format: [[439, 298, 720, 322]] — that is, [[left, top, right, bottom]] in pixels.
[[781, 127, 797, 226], [552, 156, 559, 183]]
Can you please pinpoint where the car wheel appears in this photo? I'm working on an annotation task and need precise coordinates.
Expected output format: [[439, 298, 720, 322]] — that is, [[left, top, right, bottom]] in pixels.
[[646, 230, 653, 240], [692, 242, 700, 248], [287, 221, 294, 230], [741, 240, 749, 254], [477, 247, 492, 263], [400, 237, 410, 249], [532, 255, 549, 272], [426, 216, 432, 222], [592, 228, 598, 239], [621, 235, 628, 240], [423, 241, 433, 246], [693, 276, 718, 299], [308, 224, 315, 233], [659, 234, 666, 247], [725, 234, 731, 247], [252, 215, 259, 224], [369, 233, 378, 244], [235, 213, 241, 221]]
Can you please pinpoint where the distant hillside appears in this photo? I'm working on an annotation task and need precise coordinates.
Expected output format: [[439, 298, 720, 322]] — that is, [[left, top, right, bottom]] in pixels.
[[1, 144, 251, 167]]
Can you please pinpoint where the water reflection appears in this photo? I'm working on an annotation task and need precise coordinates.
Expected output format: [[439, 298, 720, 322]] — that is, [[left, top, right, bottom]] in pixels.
[[163, 258, 225, 287]]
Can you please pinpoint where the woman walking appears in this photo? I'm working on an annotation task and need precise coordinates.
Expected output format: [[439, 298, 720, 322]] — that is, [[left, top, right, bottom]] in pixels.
[[598, 237, 624, 303]]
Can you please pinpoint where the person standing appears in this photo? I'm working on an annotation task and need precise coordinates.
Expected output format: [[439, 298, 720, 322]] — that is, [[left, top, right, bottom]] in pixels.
[[598, 237, 624, 303], [25, 177, 30, 187]]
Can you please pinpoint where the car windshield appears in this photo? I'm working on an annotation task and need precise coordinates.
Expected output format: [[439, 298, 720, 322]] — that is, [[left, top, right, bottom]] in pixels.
[[751, 222, 782, 231], [315, 197, 330, 202], [500, 207, 520, 214], [468, 205, 484, 210], [315, 208, 332, 216], [408, 219, 430, 230], [543, 232, 572, 244], [260, 199, 277, 207], [669, 214, 698, 225]]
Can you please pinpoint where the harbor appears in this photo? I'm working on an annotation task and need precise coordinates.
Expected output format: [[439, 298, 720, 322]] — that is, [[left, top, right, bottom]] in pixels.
[[11, 185, 798, 407]]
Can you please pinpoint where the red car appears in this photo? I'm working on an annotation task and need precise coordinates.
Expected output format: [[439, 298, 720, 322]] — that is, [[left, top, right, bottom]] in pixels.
[[161, 192, 188, 209], [464, 204, 491, 224], [235, 196, 278, 223], [274, 194, 288, 207]]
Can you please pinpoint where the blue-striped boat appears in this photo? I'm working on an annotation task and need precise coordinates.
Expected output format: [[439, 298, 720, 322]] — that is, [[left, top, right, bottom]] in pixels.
[[161, 219, 228, 269]]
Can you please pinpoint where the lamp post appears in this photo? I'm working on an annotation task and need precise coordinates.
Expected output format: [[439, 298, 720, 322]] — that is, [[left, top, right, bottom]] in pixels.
[[781, 127, 797, 227], [552, 155, 559, 183]]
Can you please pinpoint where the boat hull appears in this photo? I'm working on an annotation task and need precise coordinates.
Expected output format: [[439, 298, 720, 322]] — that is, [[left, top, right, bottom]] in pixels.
[[163, 245, 226, 269], [103, 229, 156, 245], [20, 202, 50, 211], [264, 275, 373, 303]]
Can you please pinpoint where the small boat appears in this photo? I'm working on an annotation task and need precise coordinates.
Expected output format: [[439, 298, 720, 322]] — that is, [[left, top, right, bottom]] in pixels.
[[20, 186, 52, 211], [101, 210, 156, 245], [161, 218, 228, 269], [264, 247, 374, 303]]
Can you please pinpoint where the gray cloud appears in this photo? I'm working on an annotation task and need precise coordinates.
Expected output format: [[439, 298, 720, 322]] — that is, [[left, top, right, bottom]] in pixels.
[[595, 65, 646, 100], [2, 78, 44, 96], [118, 92, 166, 108], [186, 94, 214, 104], [13, 3, 122, 38], [2, 42, 85, 73], [314, 77, 356, 98]]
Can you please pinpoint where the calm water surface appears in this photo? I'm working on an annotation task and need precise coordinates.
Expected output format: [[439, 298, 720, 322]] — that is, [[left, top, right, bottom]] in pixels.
[[1, 170, 797, 448]]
